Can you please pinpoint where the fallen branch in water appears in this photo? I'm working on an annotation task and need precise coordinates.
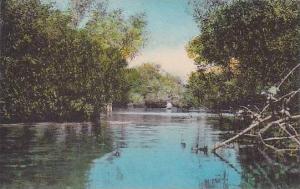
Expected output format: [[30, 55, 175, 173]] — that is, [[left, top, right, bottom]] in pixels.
[[212, 64, 300, 154], [212, 115, 272, 151], [212, 107, 300, 152]]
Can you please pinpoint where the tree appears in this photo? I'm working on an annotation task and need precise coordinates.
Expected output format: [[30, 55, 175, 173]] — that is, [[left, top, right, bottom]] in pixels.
[[122, 63, 185, 108], [0, 0, 146, 122], [83, 8, 146, 118], [187, 0, 299, 110], [69, 0, 97, 27]]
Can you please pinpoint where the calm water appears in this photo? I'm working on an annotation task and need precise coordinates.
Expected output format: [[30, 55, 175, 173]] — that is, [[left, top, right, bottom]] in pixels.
[[0, 110, 299, 189]]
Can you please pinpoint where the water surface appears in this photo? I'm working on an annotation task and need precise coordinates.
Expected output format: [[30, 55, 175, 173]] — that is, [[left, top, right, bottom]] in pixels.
[[0, 110, 299, 189]]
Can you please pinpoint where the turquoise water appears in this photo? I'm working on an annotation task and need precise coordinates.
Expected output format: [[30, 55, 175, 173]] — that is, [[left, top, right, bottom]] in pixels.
[[0, 110, 299, 189], [88, 112, 240, 189]]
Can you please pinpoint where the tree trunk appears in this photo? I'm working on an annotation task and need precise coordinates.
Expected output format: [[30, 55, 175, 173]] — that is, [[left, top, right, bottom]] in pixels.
[[92, 105, 101, 127]]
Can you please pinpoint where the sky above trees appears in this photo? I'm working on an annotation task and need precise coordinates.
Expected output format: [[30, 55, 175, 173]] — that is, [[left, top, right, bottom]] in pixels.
[[49, 0, 199, 81]]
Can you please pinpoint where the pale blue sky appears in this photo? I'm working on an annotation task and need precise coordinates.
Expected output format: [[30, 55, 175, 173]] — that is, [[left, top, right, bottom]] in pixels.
[[109, 0, 199, 50], [50, 0, 200, 80]]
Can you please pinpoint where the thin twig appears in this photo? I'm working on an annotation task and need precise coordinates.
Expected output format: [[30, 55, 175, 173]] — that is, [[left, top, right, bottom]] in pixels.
[[264, 135, 299, 141], [278, 64, 300, 88], [277, 124, 300, 146]]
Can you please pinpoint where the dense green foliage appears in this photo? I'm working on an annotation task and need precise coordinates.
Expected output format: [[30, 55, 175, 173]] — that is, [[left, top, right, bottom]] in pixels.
[[0, 0, 146, 122], [119, 63, 187, 108], [187, 71, 237, 110], [186, 0, 299, 110]]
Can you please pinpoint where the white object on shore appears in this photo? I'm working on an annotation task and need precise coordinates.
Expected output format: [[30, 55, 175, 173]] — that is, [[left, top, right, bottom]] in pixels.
[[166, 102, 173, 109]]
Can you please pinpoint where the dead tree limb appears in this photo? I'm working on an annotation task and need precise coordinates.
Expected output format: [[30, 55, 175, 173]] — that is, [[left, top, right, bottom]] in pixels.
[[212, 115, 300, 152], [212, 115, 272, 151], [211, 64, 300, 154]]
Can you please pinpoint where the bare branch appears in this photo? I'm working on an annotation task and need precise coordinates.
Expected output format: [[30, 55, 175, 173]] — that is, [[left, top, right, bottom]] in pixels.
[[278, 64, 300, 88], [212, 115, 272, 151], [264, 135, 299, 141], [277, 124, 300, 146]]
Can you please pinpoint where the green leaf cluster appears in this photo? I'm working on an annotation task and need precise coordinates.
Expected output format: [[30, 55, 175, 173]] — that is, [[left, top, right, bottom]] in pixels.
[[0, 0, 146, 122], [186, 0, 299, 110]]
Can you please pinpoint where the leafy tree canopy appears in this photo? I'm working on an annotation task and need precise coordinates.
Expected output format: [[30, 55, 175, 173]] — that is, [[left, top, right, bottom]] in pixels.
[[0, 0, 146, 122], [186, 0, 299, 110], [121, 63, 187, 108]]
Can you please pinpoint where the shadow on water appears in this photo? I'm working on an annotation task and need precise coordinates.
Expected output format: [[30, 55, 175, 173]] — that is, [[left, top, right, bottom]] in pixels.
[[208, 116, 300, 189], [0, 122, 114, 189], [237, 147, 300, 189], [0, 110, 299, 189]]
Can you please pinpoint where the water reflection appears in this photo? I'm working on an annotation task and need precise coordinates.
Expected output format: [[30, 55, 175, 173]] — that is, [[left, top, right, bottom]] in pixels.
[[0, 122, 113, 189], [0, 110, 299, 189], [88, 112, 241, 189], [237, 147, 300, 189]]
